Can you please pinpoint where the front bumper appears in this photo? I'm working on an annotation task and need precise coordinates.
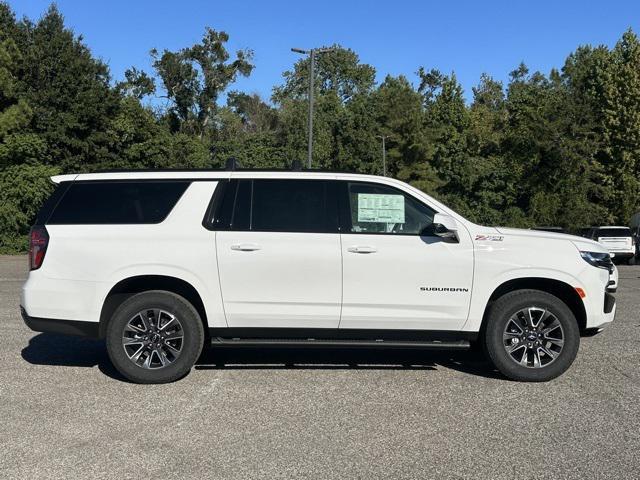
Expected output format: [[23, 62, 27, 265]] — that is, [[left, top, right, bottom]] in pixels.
[[604, 292, 615, 314], [585, 290, 616, 332], [21, 306, 99, 338], [607, 265, 618, 292]]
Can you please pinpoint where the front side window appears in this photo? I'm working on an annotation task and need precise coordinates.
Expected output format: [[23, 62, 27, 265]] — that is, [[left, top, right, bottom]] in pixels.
[[345, 182, 435, 235]]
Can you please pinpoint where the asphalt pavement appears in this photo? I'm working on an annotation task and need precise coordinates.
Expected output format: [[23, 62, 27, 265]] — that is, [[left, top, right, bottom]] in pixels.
[[1, 255, 638, 479]]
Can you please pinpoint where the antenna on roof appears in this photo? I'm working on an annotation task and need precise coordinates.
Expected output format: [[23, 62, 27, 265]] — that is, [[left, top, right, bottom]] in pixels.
[[290, 160, 303, 171], [225, 158, 242, 171]]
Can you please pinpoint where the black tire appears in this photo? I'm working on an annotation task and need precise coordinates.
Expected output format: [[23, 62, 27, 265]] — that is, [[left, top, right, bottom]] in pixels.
[[483, 289, 580, 382], [106, 290, 205, 384]]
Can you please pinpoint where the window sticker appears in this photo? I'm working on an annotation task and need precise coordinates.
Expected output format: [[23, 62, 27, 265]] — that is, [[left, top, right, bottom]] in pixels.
[[357, 194, 405, 223]]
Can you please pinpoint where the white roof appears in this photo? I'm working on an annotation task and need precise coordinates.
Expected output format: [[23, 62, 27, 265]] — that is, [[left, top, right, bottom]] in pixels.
[[50, 170, 392, 183]]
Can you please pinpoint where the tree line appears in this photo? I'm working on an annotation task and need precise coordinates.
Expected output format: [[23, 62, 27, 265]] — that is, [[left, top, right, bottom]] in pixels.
[[1, 3, 640, 251]]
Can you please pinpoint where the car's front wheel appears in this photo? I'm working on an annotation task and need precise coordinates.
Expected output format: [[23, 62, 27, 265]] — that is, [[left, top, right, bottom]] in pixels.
[[106, 290, 205, 384], [484, 289, 580, 382]]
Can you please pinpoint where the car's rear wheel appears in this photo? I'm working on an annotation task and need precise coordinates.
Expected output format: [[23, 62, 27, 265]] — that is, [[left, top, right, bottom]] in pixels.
[[106, 290, 204, 384], [484, 289, 580, 382]]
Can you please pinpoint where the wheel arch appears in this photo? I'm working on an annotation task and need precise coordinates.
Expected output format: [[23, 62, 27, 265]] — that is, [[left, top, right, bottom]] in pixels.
[[481, 277, 587, 333], [99, 275, 208, 339]]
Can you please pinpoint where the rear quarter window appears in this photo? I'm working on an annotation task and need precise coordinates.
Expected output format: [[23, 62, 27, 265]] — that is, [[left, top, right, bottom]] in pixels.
[[47, 181, 190, 225]]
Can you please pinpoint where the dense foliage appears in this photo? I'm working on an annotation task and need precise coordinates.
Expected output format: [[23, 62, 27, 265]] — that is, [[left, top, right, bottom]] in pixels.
[[1, 4, 640, 251]]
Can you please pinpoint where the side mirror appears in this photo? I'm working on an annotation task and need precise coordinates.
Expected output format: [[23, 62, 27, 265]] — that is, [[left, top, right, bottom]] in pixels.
[[425, 213, 459, 241]]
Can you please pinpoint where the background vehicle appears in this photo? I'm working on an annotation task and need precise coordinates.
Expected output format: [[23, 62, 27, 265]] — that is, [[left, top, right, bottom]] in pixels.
[[21, 170, 617, 384], [630, 213, 640, 262], [587, 226, 635, 264], [577, 227, 593, 238]]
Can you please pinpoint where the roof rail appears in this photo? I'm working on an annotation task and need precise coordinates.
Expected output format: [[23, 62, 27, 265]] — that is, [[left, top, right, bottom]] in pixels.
[[90, 166, 370, 175]]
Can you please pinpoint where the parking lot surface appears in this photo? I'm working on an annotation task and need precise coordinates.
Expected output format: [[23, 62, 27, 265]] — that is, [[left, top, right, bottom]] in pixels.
[[1, 255, 639, 479]]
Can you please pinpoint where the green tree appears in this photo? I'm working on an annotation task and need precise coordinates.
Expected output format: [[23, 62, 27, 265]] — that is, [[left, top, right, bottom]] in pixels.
[[600, 30, 640, 222], [15, 5, 120, 171], [151, 28, 253, 138], [273, 46, 377, 169], [366, 75, 439, 194], [3, 0, 640, 251], [116, 67, 156, 100], [272, 46, 375, 104]]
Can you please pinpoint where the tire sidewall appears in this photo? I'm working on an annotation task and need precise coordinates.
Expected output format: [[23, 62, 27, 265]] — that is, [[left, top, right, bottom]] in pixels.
[[106, 291, 204, 384], [485, 290, 580, 382]]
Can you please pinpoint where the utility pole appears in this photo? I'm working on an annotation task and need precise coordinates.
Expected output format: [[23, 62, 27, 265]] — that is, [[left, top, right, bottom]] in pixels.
[[291, 47, 334, 169], [376, 135, 392, 176]]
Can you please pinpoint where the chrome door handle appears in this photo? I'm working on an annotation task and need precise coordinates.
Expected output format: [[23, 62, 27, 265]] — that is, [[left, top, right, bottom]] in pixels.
[[347, 245, 377, 254], [230, 243, 262, 252]]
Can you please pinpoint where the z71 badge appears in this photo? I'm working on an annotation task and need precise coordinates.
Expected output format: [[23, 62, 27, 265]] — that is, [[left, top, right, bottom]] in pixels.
[[475, 234, 504, 241]]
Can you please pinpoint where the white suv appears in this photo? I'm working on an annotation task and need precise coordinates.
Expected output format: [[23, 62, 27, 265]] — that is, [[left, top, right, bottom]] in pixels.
[[21, 170, 617, 383], [587, 226, 635, 264]]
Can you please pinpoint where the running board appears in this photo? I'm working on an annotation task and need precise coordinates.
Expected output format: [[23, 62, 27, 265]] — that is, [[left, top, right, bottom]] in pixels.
[[210, 337, 471, 350]]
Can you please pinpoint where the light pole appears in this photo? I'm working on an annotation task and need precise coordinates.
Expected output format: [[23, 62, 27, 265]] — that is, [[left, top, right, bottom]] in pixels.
[[291, 47, 333, 169], [375, 135, 392, 176]]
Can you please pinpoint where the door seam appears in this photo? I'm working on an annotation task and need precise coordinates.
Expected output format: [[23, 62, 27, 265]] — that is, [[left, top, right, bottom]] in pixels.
[[337, 233, 345, 328], [213, 230, 230, 327]]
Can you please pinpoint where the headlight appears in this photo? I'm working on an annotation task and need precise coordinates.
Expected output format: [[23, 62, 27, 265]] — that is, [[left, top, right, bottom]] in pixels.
[[580, 251, 613, 272]]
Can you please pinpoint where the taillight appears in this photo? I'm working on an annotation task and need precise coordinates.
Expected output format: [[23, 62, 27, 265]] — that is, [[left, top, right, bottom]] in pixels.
[[29, 226, 49, 270]]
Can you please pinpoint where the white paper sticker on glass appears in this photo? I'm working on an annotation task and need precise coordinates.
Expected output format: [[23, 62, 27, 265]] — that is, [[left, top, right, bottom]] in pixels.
[[357, 194, 405, 223]]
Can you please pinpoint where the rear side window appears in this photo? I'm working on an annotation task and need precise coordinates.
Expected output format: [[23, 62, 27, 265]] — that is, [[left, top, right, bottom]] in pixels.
[[596, 228, 632, 238], [47, 181, 190, 225], [212, 179, 338, 233], [251, 180, 330, 232], [35, 182, 72, 224]]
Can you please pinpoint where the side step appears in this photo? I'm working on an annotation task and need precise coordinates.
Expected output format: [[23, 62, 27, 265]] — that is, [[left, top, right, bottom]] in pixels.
[[211, 337, 471, 350]]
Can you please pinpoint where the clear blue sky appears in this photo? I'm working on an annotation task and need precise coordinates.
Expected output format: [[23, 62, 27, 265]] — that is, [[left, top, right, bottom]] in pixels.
[[9, 0, 640, 102]]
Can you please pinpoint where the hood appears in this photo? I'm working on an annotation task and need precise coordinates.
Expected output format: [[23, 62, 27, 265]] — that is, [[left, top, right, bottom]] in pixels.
[[494, 227, 608, 254]]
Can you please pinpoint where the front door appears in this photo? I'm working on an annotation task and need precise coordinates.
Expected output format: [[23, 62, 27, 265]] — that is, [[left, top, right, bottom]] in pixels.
[[215, 178, 342, 328], [338, 180, 473, 331]]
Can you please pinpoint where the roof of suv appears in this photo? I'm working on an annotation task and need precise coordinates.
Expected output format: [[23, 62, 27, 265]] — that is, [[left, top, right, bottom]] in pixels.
[[51, 170, 391, 184]]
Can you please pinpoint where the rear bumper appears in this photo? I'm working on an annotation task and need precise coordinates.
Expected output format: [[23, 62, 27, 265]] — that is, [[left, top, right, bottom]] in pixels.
[[611, 251, 634, 260], [21, 306, 99, 338], [21, 273, 104, 322]]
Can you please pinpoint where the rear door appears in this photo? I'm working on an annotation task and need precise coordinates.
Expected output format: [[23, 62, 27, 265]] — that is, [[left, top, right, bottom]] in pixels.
[[215, 178, 342, 328], [338, 180, 474, 331]]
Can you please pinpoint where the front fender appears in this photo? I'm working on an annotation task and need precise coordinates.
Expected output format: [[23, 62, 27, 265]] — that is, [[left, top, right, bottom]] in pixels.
[[463, 267, 587, 332]]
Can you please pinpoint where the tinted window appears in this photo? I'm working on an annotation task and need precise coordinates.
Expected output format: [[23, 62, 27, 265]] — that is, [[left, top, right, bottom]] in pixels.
[[250, 180, 333, 233], [596, 228, 632, 238], [35, 182, 72, 224], [231, 180, 251, 230], [48, 181, 189, 224], [345, 182, 435, 235]]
